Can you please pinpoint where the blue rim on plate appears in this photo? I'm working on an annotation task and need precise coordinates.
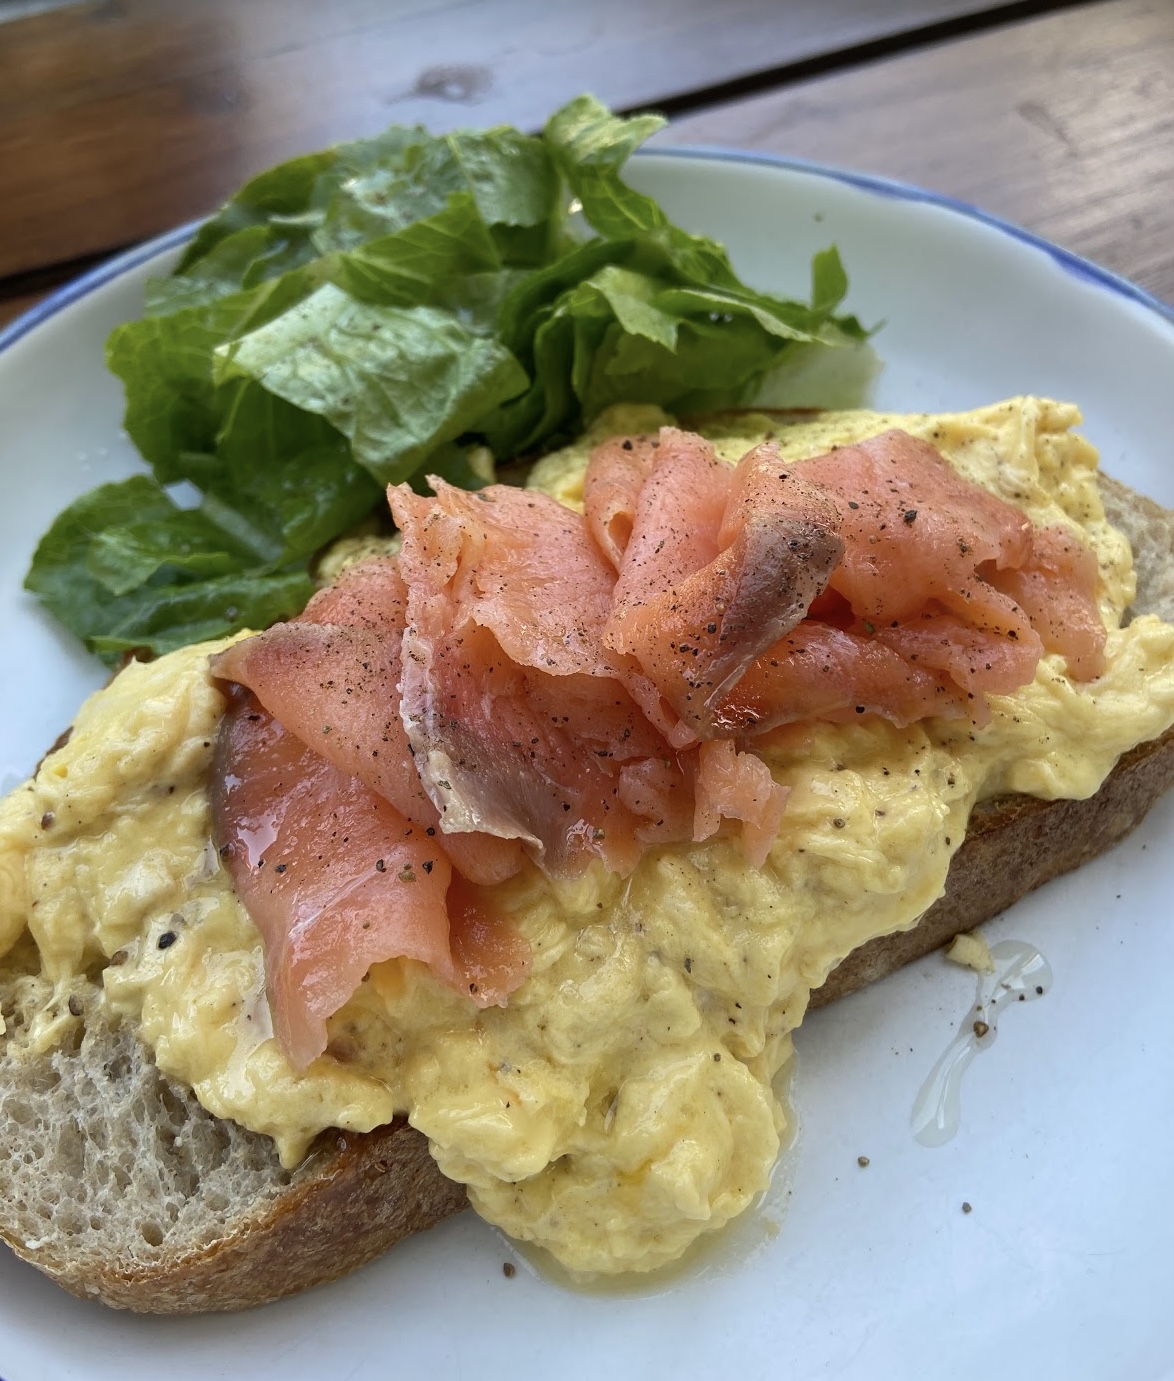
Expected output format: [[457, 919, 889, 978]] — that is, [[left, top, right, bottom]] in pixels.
[[667, 148, 1174, 325], [0, 219, 200, 354], [1, 150, 1172, 359]]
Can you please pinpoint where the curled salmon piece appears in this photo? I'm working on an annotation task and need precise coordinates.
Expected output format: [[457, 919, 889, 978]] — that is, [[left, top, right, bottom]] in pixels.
[[712, 443, 846, 691], [597, 428, 844, 737], [782, 429, 1105, 716], [693, 739, 789, 868], [390, 480, 684, 879], [584, 432, 711, 748], [984, 523, 1106, 680], [393, 478, 620, 677], [874, 609, 1041, 710], [616, 756, 695, 847], [798, 430, 1036, 624], [211, 695, 529, 1070], [403, 622, 684, 877], [714, 621, 966, 736], [211, 558, 522, 887], [583, 431, 660, 571], [300, 551, 409, 630]]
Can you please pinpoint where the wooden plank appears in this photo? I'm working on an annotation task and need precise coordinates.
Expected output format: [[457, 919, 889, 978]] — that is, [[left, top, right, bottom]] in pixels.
[[658, 0, 1174, 305], [0, 0, 1023, 279]]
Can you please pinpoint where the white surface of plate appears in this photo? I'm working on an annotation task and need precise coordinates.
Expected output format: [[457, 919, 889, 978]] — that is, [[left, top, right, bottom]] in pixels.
[[1, 151, 1173, 1381]]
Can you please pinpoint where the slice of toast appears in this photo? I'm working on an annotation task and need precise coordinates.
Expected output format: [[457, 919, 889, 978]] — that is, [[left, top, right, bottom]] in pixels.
[[1, 475, 1172, 1314]]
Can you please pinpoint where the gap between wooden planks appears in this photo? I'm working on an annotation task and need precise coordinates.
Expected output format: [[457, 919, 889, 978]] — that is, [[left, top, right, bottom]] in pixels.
[[1, 0, 1082, 282]]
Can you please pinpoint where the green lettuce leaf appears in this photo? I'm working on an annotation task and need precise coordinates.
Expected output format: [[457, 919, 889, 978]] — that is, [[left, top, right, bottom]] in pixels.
[[174, 148, 339, 279], [211, 382, 382, 562], [331, 193, 502, 306], [106, 264, 327, 479], [86, 568, 316, 662], [215, 284, 530, 484], [24, 477, 315, 664], [544, 95, 669, 239], [30, 97, 874, 662], [316, 126, 557, 263]]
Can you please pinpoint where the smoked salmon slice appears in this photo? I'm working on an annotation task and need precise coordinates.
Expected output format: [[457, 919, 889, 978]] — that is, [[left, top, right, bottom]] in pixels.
[[693, 739, 789, 867], [597, 428, 844, 738], [390, 479, 620, 678], [790, 428, 1107, 713], [713, 620, 966, 735], [796, 430, 1039, 649], [209, 419, 1109, 1070], [983, 523, 1107, 680], [586, 426, 1104, 736], [389, 479, 688, 878], [212, 559, 522, 887], [211, 693, 529, 1070], [583, 431, 661, 572]]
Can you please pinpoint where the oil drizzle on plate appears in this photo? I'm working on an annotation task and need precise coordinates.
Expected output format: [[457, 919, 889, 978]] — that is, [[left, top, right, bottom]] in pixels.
[[911, 939, 1052, 1148]]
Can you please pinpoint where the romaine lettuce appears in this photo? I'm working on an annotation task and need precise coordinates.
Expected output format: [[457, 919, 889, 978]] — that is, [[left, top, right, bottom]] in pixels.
[[27, 95, 868, 663]]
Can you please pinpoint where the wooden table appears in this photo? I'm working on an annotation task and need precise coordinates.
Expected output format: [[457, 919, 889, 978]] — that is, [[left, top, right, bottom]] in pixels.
[[1, 0, 1171, 329]]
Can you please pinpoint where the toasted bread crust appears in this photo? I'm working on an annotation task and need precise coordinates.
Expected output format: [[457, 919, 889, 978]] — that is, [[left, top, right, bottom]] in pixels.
[[812, 721, 1174, 1006], [35, 1120, 467, 1314]]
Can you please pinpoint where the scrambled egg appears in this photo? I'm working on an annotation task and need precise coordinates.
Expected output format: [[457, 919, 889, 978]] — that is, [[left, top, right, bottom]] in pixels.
[[945, 931, 996, 974], [3, 398, 1174, 1276]]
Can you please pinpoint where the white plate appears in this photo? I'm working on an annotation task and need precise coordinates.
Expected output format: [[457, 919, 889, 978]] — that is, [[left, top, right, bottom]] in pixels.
[[2, 151, 1172, 1381]]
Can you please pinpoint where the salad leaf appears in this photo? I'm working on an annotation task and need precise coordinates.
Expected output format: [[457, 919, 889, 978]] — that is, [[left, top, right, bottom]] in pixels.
[[87, 568, 315, 663], [28, 95, 874, 662], [215, 285, 530, 484], [212, 384, 381, 562], [106, 264, 327, 478], [87, 510, 257, 596], [318, 127, 558, 266], [544, 96, 668, 239], [24, 477, 315, 664], [173, 148, 339, 281], [332, 194, 501, 306]]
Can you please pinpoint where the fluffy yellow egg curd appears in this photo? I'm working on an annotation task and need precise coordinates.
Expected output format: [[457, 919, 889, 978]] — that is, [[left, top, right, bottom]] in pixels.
[[3, 397, 1173, 1277]]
